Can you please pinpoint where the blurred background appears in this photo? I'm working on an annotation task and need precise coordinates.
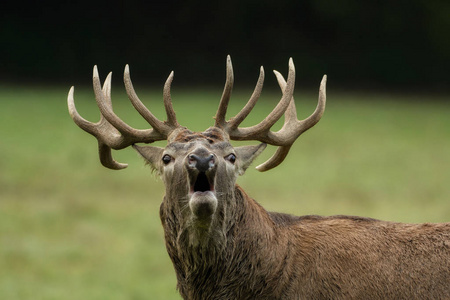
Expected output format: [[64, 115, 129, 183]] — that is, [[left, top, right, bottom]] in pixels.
[[2, 0, 450, 90], [1, 0, 449, 299]]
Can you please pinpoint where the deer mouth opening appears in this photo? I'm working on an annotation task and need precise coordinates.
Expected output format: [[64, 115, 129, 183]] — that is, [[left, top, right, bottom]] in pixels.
[[189, 171, 217, 220], [191, 172, 215, 195]]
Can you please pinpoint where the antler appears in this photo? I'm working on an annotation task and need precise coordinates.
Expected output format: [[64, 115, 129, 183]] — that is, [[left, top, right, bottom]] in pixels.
[[215, 56, 327, 172], [68, 65, 181, 170]]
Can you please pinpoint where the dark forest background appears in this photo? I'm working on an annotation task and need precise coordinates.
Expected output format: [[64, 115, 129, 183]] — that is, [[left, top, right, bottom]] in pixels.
[[1, 0, 449, 91]]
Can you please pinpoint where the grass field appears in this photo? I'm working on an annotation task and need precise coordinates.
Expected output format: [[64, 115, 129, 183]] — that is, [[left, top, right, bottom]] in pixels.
[[1, 84, 449, 299]]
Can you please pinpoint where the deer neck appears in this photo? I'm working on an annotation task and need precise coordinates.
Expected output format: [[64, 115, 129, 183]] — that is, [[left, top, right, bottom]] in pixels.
[[160, 184, 279, 299], [160, 184, 275, 268]]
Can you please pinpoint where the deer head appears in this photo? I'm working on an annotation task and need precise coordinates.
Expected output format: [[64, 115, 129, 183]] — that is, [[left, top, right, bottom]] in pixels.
[[68, 56, 326, 239]]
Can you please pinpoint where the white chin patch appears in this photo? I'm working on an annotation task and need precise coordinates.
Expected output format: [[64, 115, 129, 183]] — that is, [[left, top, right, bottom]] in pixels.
[[189, 191, 218, 219]]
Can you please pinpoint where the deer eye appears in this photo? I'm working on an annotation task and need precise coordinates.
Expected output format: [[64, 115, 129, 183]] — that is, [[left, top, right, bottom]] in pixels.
[[225, 153, 236, 164], [162, 154, 172, 165]]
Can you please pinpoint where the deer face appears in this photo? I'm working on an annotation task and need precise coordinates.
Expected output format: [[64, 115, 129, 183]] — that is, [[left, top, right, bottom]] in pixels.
[[134, 127, 266, 225]]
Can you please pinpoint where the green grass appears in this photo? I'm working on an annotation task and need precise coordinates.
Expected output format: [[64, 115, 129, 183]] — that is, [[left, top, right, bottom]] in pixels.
[[1, 84, 449, 299]]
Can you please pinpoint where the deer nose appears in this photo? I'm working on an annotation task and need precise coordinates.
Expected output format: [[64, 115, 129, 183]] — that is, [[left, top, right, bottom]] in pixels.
[[188, 153, 215, 172]]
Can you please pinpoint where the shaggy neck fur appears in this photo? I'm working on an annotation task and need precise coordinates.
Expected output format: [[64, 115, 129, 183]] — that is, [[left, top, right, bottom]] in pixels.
[[160, 185, 284, 300]]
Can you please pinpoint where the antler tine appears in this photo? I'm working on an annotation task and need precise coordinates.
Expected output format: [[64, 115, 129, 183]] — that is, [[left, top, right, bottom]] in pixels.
[[247, 58, 295, 134], [93, 66, 141, 138], [124, 65, 177, 136], [98, 142, 128, 170], [255, 72, 327, 171], [272, 72, 327, 144], [274, 70, 298, 123], [302, 75, 327, 130], [253, 70, 297, 172], [256, 145, 292, 172], [214, 55, 234, 128], [98, 71, 129, 169], [68, 86, 98, 136], [163, 71, 179, 128], [227, 66, 265, 129]]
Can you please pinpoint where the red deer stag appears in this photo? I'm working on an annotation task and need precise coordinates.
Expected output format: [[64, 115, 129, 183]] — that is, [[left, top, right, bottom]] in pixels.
[[68, 56, 450, 299]]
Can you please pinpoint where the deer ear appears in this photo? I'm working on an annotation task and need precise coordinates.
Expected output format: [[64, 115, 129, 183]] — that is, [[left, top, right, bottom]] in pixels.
[[235, 143, 267, 175], [133, 145, 164, 169]]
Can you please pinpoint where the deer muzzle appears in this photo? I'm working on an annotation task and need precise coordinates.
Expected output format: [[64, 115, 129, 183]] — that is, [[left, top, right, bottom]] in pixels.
[[187, 153, 215, 172], [186, 148, 218, 221]]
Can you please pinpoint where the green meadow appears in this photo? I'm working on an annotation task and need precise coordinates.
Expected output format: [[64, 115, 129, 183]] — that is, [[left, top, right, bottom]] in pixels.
[[1, 84, 449, 299]]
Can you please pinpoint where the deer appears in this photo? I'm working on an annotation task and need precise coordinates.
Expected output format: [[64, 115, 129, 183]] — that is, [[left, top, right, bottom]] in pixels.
[[68, 56, 450, 299]]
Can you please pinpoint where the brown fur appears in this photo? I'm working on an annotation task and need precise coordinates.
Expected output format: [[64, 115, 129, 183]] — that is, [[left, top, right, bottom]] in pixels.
[[147, 129, 450, 300]]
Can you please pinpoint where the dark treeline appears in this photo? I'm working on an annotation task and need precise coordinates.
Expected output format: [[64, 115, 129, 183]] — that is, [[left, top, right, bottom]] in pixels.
[[1, 0, 449, 91]]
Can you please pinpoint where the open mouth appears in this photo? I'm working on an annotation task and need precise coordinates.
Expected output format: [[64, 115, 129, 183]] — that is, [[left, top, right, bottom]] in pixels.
[[189, 171, 218, 220], [191, 172, 214, 194]]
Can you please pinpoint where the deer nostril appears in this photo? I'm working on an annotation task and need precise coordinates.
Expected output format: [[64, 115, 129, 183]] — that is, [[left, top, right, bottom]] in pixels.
[[188, 154, 215, 172], [208, 156, 215, 168]]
